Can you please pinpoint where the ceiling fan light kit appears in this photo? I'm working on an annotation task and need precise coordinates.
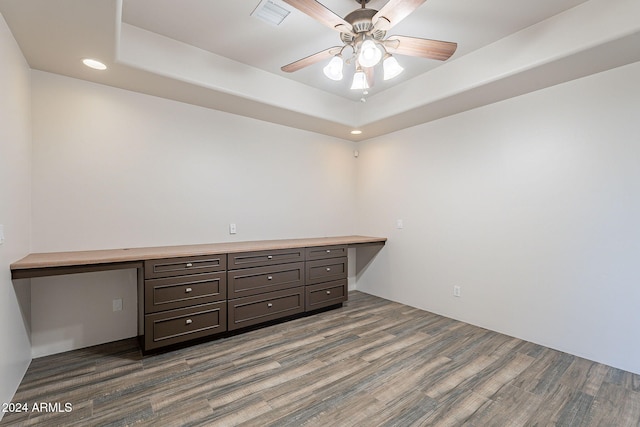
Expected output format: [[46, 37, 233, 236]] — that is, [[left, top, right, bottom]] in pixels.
[[323, 55, 345, 80], [350, 69, 370, 90], [281, 0, 457, 93], [358, 38, 383, 67], [383, 54, 404, 80]]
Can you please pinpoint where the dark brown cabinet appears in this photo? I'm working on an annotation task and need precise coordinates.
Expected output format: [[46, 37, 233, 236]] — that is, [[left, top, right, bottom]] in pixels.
[[228, 248, 304, 269], [143, 255, 228, 351], [143, 244, 350, 351], [144, 272, 226, 313], [144, 302, 227, 350], [306, 257, 348, 285], [306, 279, 348, 311], [228, 287, 304, 331], [227, 262, 304, 299], [227, 249, 307, 331], [304, 245, 348, 311], [305, 245, 347, 261], [145, 254, 226, 279]]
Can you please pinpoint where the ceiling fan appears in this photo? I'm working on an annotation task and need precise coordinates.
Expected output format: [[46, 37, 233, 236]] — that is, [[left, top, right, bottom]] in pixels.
[[281, 0, 457, 90]]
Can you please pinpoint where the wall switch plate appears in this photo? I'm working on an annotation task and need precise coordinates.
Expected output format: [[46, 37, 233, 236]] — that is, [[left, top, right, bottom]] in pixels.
[[453, 286, 461, 297], [0, 224, 4, 245], [113, 298, 123, 312], [229, 223, 237, 234]]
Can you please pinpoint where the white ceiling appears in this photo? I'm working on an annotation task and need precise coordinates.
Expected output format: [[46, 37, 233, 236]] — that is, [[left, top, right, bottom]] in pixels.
[[1, 0, 639, 141]]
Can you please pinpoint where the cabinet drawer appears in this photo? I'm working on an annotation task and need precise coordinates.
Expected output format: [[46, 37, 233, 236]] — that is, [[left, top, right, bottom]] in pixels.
[[228, 287, 304, 331], [228, 248, 305, 269], [305, 279, 348, 311], [306, 257, 348, 285], [305, 245, 347, 261], [145, 272, 226, 314], [228, 262, 304, 299], [145, 254, 226, 279], [144, 302, 227, 351]]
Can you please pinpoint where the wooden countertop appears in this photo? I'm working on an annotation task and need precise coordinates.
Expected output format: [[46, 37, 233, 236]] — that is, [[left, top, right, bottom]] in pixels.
[[10, 235, 386, 279]]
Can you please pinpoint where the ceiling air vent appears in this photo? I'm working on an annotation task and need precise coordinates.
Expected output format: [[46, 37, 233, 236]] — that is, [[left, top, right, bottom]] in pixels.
[[251, 0, 291, 26]]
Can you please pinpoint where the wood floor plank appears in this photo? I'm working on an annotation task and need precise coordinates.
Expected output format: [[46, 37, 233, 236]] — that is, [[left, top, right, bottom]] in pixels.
[[511, 348, 575, 395], [3, 291, 639, 427], [424, 355, 496, 399], [317, 331, 397, 364], [306, 390, 382, 427], [586, 381, 640, 426], [423, 389, 492, 426], [202, 396, 272, 427], [150, 359, 284, 412], [361, 331, 431, 362], [264, 356, 370, 410], [374, 390, 439, 426], [465, 383, 543, 427], [522, 383, 580, 426], [369, 356, 452, 404], [559, 357, 609, 397], [230, 356, 374, 426], [205, 359, 328, 411], [471, 352, 536, 399]]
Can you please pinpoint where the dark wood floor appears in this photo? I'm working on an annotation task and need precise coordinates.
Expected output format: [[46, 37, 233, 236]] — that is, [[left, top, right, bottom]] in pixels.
[[3, 291, 639, 426]]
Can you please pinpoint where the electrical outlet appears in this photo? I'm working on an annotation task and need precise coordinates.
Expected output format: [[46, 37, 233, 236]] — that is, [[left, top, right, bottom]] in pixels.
[[0, 224, 4, 245], [453, 286, 461, 297], [396, 219, 404, 229], [113, 298, 123, 312], [229, 223, 237, 234]]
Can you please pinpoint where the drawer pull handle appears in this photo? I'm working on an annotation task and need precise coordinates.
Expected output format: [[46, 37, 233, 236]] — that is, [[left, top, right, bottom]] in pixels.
[[267, 276, 273, 280], [326, 267, 331, 272], [326, 250, 331, 253], [267, 256, 273, 260], [326, 290, 331, 295], [267, 303, 273, 308], [185, 287, 193, 293], [185, 319, 193, 325], [186, 263, 193, 268]]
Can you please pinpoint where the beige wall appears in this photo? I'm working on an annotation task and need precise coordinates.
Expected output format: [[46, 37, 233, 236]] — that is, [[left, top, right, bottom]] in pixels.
[[356, 61, 640, 374], [0, 13, 32, 416]]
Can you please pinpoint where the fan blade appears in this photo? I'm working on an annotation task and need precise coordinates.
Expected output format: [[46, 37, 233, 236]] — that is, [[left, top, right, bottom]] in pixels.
[[281, 46, 342, 73], [364, 67, 375, 88], [384, 35, 457, 61], [372, 0, 427, 31], [283, 0, 353, 34]]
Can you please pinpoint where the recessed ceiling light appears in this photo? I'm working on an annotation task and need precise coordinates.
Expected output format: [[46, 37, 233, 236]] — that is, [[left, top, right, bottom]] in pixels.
[[350, 130, 363, 135], [82, 59, 107, 70]]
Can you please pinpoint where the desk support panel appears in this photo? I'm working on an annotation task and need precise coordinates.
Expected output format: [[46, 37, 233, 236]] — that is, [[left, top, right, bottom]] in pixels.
[[11, 261, 143, 280]]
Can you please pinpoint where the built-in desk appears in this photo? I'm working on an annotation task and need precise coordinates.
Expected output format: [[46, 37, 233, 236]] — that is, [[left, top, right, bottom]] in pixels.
[[11, 236, 386, 352]]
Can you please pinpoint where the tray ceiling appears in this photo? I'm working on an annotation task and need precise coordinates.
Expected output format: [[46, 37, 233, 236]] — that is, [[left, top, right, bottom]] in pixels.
[[1, 0, 639, 140]]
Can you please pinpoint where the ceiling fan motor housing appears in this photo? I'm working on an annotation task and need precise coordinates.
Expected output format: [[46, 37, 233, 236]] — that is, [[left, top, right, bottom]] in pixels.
[[341, 8, 386, 43]]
